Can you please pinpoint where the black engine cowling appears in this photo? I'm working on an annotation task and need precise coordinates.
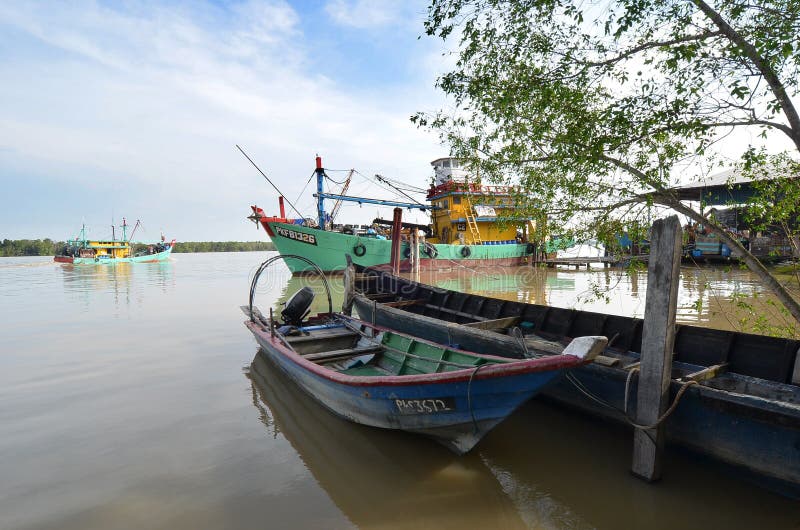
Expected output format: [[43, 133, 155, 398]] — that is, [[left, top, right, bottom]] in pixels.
[[281, 286, 315, 326]]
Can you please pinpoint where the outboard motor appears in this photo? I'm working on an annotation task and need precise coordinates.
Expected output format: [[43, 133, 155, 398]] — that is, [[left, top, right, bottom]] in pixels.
[[281, 286, 315, 326]]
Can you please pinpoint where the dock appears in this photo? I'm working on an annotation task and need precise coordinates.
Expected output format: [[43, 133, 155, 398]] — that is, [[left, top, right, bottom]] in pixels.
[[541, 255, 649, 268]]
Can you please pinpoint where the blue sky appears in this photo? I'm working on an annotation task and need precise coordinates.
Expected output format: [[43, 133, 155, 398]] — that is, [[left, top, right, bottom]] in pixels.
[[0, 1, 450, 241]]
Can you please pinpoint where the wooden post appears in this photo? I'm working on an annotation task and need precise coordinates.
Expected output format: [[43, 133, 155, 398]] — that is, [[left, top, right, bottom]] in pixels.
[[389, 207, 403, 275], [410, 229, 420, 281], [342, 255, 355, 316], [632, 215, 683, 482]]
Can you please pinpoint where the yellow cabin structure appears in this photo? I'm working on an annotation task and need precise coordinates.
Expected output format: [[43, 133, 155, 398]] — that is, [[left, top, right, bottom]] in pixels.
[[426, 158, 536, 245]]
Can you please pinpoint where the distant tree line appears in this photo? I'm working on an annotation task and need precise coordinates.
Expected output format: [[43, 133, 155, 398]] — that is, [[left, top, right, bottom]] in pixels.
[[0, 239, 275, 256], [0, 239, 62, 256], [171, 241, 275, 253]]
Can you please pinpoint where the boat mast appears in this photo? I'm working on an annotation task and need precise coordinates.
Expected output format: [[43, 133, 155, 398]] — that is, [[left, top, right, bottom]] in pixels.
[[122, 217, 128, 242], [128, 220, 142, 242], [329, 169, 354, 224], [316, 155, 326, 230]]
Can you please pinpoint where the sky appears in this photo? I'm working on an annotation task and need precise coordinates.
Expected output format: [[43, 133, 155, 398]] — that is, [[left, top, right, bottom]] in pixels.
[[0, 0, 450, 242]]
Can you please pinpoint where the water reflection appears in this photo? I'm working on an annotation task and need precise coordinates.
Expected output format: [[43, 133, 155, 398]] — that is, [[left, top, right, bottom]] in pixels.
[[58, 261, 175, 311], [263, 263, 800, 335], [255, 273, 346, 318], [247, 353, 542, 530], [409, 265, 799, 335], [244, 351, 799, 529], [475, 400, 800, 529]]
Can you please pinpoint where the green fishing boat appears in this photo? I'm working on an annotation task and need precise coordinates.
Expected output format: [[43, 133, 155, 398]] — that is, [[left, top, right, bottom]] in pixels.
[[249, 156, 566, 274], [54, 218, 175, 264]]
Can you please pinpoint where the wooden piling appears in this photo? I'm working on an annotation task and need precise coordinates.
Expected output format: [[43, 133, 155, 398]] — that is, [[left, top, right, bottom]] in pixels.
[[342, 255, 355, 316], [631, 215, 682, 482], [389, 208, 403, 276], [410, 229, 420, 282]]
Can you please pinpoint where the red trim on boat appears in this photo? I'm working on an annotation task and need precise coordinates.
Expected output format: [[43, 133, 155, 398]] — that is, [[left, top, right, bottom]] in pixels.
[[251, 205, 293, 238]]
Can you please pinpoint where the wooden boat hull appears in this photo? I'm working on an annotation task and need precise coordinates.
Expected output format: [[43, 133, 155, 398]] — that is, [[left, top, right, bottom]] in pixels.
[[247, 353, 529, 527], [352, 267, 800, 493], [244, 319, 587, 453]]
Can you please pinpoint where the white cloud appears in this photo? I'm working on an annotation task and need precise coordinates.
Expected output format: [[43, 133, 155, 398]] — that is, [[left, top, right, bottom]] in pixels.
[[324, 0, 415, 30], [0, 1, 446, 240]]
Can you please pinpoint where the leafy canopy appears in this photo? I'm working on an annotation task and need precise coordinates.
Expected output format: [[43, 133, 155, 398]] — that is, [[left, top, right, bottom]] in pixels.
[[417, 0, 800, 240]]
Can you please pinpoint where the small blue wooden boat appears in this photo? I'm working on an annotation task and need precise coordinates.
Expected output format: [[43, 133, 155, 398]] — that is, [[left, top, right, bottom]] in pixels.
[[242, 254, 606, 453], [243, 310, 605, 453]]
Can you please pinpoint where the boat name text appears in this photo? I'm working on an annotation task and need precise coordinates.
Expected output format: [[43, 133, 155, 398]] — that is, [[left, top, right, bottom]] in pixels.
[[395, 397, 456, 414], [275, 227, 317, 245]]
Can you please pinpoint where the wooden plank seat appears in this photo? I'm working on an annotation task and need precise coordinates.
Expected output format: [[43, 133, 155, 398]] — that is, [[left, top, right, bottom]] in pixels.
[[365, 293, 397, 301], [384, 299, 426, 308], [284, 328, 358, 343], [303, 345, 383, 363], [422, 304, 489, 321], [462, 316, 522, 330]]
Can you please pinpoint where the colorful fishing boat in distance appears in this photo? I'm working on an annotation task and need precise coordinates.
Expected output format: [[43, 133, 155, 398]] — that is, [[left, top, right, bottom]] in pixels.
[[54, 218, 176, 264], [249, 156, 566, 274], [241, 256, 607, 453]]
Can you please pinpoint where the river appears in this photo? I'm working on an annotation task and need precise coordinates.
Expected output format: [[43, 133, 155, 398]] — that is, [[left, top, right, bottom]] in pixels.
[[1, 253, 797, 529]]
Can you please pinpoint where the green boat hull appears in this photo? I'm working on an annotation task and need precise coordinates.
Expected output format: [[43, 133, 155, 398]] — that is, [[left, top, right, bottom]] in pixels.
[[55, 246, 174, 265], [264, 221, 533, 274]]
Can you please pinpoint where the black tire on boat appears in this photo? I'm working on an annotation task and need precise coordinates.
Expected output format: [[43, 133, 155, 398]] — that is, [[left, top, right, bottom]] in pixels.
[[526, 243, 536, 254], [424, 243, 438, 258], [353, 243, 367, 257], [403, 246, 411, 258], [460, 246, 471, 258]]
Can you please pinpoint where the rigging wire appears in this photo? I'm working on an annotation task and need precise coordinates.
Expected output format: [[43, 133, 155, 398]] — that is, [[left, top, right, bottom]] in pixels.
[[324, 172, 352, 185], [375, 174, 428, 194], [236, 145, 306, 219], [293, 170, 317, 214], [352, 169, 410, 203], [374, 173, 426, 207]]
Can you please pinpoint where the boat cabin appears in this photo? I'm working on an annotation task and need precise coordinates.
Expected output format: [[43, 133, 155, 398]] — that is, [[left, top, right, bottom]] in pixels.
[[427, 157, 536, 245], [85, 240, 131, 259]]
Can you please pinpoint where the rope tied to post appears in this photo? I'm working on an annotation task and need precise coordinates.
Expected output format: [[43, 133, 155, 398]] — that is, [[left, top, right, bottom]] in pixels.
[[623, 367, 698, 430]]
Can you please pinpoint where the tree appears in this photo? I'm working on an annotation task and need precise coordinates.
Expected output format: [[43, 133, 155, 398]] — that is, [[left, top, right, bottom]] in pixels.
[[417, 0, 800, 328]]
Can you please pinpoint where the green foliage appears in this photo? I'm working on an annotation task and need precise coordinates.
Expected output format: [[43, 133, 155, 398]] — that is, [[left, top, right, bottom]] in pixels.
[[0, 239, 63, 256], [419, 0, 800, 237], [419, 0, 800, 329], [171, 241, 275, 253]]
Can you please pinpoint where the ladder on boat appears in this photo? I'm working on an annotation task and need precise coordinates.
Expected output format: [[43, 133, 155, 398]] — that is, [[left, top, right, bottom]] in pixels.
[[463, 195, 483, 245]]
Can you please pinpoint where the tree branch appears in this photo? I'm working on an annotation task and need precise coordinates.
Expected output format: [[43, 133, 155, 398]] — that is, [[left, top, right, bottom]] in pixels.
[[586, 30, 724, 68], [692, 0, 800, 150]]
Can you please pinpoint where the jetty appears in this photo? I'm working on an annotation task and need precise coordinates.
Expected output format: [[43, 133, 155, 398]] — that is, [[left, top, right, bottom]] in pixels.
[[540, 255, 650, 268]]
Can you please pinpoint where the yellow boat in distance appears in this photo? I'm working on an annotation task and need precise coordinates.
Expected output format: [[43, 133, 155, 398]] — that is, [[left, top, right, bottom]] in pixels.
[[54, 218, 175, 264]]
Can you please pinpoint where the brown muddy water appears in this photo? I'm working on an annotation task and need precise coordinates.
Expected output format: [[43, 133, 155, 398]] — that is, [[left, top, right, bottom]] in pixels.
[[1, 253, 798, 530]]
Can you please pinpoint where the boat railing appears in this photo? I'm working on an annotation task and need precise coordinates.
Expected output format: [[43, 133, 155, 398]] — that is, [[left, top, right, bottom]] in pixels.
[[427, 181, 519, 198]]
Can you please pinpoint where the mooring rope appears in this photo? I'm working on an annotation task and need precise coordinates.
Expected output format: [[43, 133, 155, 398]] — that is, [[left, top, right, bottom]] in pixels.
[[565, 372, 622, 412], [511, 326, 532, 358], [566, 367, 698, 431], [622, 368, 698, 430], [467, 363, 489, 434]]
